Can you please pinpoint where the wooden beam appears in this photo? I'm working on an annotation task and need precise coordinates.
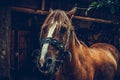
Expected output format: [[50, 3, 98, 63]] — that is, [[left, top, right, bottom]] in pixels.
[[10, 7, 114, 24], [73, 16, 113, 24], [10, 7, 49, 15]]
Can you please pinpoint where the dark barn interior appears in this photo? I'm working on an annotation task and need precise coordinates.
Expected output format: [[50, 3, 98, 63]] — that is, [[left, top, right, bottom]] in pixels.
[[0, 0, 120, 80]]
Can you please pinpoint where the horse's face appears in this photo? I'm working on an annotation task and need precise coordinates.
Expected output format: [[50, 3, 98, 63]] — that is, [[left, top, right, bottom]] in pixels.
[[38, 8, 76, 75]]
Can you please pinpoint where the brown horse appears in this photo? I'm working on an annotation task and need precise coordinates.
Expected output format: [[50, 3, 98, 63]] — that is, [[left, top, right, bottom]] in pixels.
[[36, 7, 120, 80]]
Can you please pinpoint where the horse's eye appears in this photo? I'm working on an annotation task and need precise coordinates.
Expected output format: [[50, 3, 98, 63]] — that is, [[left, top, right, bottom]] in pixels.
[[60, 27, 67, 33]]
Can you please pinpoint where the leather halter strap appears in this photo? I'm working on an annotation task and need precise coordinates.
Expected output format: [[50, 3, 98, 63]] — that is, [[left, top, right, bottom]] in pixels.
[[40, 37, 65, 52]]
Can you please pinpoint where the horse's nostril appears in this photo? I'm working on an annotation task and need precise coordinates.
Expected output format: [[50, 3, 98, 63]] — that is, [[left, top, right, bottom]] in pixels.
[[47, 58, 52, 64]]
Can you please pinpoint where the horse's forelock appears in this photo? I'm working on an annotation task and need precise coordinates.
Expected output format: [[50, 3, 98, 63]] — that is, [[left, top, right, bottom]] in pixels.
[[40, 10, 72, 38]]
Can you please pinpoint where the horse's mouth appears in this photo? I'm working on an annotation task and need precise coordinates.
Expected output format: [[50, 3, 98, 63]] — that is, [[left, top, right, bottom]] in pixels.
[[40, 70, 50, 74], [38, 64, 55, 75], [38, 66, 51, 74]]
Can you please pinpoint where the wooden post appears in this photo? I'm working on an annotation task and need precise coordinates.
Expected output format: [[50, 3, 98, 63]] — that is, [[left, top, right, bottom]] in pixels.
[[0, 7, 11, 80], [41, 0, 45, 10]]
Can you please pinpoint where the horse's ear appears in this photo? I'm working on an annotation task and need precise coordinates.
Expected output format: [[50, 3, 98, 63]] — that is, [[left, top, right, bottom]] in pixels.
[[67, 7, 77, 19], [49, 8, 53, 13]]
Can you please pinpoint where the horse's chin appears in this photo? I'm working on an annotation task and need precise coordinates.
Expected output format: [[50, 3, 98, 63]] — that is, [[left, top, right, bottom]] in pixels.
[[42, 70, 51, 74], [39, 67, 55, 75]]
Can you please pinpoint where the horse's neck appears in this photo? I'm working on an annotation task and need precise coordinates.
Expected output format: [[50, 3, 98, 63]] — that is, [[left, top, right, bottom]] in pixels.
[[70, 39, 89, 66], [63, 33, 89, 74], [70, 32, 89, 59]]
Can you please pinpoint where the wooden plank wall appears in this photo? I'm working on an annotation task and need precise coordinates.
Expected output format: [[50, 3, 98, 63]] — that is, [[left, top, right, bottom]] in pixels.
[[0, 7, 11, 80]]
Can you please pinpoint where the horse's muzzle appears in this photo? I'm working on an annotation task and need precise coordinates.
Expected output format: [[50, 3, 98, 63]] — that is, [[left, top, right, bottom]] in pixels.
[[39, 58, 53, 74]]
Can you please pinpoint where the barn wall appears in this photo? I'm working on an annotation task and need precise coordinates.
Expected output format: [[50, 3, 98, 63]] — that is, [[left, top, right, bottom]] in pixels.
[[0, 7, 11, 80]]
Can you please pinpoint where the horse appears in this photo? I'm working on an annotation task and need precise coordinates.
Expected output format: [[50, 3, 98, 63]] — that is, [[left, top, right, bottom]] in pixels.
[[34, 7, 120, 80]]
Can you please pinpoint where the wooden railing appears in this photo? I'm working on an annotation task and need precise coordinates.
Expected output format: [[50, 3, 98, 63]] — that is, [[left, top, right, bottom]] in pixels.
[[10, 7, 116, 24]]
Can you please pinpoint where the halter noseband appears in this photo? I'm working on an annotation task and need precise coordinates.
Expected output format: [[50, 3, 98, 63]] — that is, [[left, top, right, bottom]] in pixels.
[[40, 37, 65, 52]]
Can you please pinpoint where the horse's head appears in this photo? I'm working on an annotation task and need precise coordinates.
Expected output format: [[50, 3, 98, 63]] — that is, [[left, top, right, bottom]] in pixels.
[[37, 7, 77, 75]]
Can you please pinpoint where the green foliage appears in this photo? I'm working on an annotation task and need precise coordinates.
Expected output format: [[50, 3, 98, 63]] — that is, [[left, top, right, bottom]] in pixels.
[[85, 0, 120, 15]]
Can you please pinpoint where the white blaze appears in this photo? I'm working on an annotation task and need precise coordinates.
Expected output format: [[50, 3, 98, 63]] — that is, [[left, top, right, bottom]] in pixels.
[[40, 21, 57, 61]]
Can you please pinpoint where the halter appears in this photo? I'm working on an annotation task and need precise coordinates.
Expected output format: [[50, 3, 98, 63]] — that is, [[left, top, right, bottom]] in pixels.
[[40, 37, 66, 52]]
